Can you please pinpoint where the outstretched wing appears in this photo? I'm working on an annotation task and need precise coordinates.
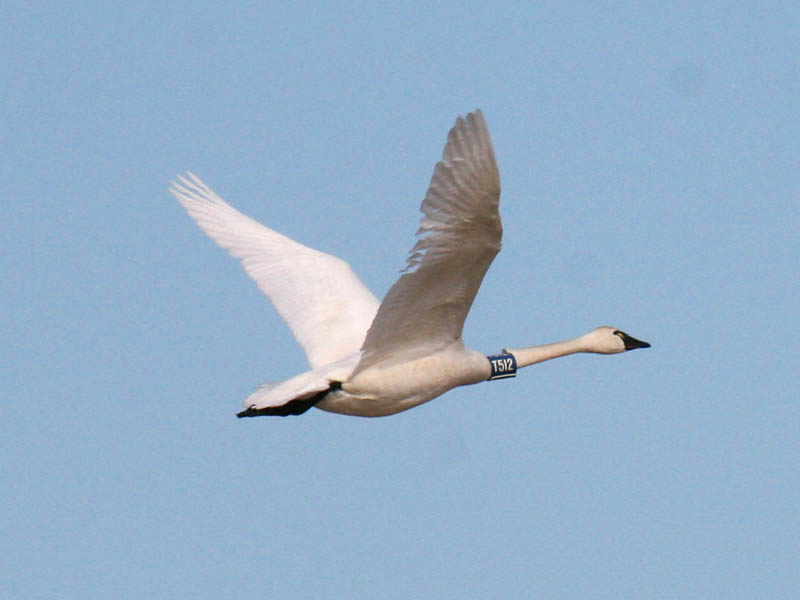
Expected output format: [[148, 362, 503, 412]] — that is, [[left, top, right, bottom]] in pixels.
[[355, 110, 502, 372], [171, 174, 380, 369]]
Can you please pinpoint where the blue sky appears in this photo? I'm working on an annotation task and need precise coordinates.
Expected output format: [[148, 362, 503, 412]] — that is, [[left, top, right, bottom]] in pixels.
[[3, 2, 798, 598]]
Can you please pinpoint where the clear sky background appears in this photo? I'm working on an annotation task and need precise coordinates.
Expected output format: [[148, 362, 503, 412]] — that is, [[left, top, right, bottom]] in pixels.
[[3, 2, 798, 598]]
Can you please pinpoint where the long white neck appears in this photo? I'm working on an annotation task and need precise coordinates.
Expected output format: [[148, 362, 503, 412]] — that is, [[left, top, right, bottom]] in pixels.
[[504, 335, 590, 368]]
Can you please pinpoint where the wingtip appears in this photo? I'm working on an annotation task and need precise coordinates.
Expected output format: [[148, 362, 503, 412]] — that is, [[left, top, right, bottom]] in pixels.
[[465, 108, 486, 125], [169, 172, 224, 209], [170, 171, 204, 190], [169, 172, 193, 196]]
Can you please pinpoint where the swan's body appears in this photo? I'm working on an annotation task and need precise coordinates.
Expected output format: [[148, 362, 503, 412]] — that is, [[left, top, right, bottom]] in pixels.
[[171, 110, 649, 418]]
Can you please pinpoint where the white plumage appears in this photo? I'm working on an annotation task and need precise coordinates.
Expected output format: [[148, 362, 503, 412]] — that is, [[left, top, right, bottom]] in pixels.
[[171, 110, 649, 418]]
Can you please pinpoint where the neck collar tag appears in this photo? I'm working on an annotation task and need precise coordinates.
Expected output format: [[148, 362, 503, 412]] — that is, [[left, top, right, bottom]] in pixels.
[[486, 353, 517, 380]]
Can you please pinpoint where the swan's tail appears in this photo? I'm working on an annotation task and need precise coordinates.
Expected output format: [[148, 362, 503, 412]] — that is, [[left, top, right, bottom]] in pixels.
[[236, 353, 359, 418], [237, 383, 339, 417]]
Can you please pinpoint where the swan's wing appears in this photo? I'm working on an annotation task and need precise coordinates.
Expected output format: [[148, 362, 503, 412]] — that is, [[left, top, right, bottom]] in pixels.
[[170, 174, 380, 369], [355, 110, 501, 373]]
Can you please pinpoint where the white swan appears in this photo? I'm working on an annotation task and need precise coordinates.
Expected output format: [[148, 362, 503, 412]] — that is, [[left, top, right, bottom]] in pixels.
[[171, 110, 649, 418]]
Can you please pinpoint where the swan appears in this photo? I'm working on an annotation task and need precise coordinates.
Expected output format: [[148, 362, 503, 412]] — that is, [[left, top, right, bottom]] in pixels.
[[170, 110, 649, 418]]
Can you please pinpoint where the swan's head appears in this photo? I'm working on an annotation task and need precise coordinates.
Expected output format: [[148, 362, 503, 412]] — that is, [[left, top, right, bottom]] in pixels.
[[584, 326, 651, 354]]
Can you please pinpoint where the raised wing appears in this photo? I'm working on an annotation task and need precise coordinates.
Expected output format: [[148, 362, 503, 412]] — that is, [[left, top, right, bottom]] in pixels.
[[170, 174, 380, 369], [355, 110, 502, 372]]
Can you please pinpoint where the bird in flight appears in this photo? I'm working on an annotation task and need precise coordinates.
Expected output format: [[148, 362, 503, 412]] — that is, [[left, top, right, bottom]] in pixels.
[[171, 110, 649, 418]]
